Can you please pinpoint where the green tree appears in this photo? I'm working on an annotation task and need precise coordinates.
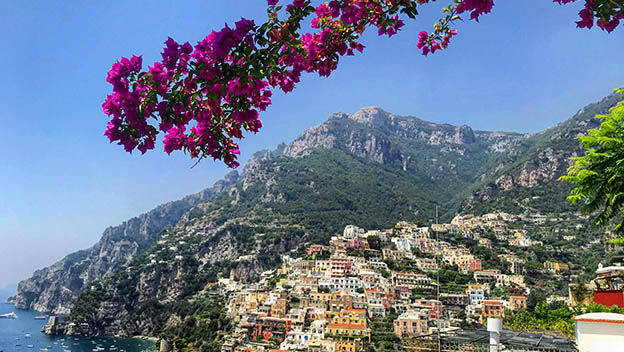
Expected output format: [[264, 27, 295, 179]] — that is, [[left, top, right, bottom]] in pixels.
[[561, 89, 624, 242]]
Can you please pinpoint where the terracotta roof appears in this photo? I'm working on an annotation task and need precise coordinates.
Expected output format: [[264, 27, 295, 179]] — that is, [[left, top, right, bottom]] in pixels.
[[347, 308, 366, 312], [572, 312, 624, 324]]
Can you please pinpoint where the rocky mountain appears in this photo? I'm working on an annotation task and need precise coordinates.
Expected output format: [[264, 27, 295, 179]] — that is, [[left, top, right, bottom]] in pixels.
[[14, 90, 622, 334], [281, 106, 527, 219], [463, 91, 624, 214], [10, 171, 240, 314]]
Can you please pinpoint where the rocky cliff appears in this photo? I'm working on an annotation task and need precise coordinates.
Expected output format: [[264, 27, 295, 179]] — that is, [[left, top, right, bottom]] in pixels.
[[65, 204, 303, 336], [11, 171, 239, 314], [284, 107, 524, 166], [462, 91, 623, 214]]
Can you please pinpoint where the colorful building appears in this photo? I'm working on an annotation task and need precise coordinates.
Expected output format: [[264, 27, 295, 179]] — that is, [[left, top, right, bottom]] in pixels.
[[393, 310, 429, 337], [482, 300, 505, 318], [509, 296, 527, 311]]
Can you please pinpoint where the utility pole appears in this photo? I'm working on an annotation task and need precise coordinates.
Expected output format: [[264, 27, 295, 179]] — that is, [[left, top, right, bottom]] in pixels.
[[435, 205, 441, 352]]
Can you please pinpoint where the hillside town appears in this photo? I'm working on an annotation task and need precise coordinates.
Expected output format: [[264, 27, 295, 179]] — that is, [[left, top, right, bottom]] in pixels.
[[217, 213, 581, 352]]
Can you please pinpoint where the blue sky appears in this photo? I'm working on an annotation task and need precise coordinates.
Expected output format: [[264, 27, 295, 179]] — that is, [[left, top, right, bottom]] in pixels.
[[0, 1, 622, 288]]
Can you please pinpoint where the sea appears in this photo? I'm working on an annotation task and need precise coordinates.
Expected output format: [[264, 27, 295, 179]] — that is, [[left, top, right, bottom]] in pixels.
[[0, 290, 155, 352]]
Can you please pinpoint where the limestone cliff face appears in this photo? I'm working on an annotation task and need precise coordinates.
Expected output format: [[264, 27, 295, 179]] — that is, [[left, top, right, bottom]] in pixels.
[[494, 147, 582, 190], [284, 106, 525, 178], [284, 107, 479, 161], [12, 172, 240, 314]]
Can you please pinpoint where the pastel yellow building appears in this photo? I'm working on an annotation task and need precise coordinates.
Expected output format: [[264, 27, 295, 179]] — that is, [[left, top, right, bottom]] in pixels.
[[326, 323, 370, 341], [544, 261, 570, 272]]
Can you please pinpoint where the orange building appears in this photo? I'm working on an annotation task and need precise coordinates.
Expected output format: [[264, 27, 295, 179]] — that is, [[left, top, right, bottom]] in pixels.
[[307, 244, 325, 257], [509, 296, 527, 311], [482, 300, 505, 318]]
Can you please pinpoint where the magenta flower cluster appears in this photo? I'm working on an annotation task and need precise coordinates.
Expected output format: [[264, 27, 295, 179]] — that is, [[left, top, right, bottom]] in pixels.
[[102, 0, 621, 166], [102, 0, 413, 167], [552, 0, 623, 32], [416, 29, 457, 55], [103, 17, 266, 167], [456, 0, 494, 21], [416, 0, 621, 56]]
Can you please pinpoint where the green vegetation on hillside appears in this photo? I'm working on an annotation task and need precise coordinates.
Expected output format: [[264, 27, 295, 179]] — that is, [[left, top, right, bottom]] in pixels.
[[368, 312, 401, 352], [162, 290, 232, 352], [505, 301, 624, 338]]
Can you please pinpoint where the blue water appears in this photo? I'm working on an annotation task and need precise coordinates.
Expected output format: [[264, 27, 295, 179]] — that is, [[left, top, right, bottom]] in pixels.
[[0, 294, 155, 352]]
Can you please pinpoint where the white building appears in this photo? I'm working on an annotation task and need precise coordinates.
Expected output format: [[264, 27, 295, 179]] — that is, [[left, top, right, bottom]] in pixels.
[[573, 313, 624, 351], [467, 286, 484, 305], [391, 237, 412, 253], [309, 320, 327, 340], [343, 225, 365, 239], [280, 331, 310, 350], [328, 277, 363, 292]]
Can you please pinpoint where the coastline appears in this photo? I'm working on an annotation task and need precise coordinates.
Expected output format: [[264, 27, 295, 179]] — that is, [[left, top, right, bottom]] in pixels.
[[133, 336, 159, 343]]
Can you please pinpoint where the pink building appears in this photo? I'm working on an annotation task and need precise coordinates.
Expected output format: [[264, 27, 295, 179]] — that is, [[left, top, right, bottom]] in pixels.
[[347, 237, 370, 251], [330, 257, 353, 277], [393, 310, 429, 337]]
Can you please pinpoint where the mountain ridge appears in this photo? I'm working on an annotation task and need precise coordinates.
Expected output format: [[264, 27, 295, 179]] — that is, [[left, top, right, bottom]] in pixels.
[[11, 90, 623, 317], [10, 171, 240, 314]]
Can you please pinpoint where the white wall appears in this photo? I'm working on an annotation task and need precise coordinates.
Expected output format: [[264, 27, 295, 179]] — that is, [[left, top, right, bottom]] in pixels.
[[576, 321, 624, 351]]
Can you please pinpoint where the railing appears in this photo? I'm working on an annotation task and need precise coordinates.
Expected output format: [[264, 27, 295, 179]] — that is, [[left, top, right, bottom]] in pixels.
[[403, 338, 577, 352], [404, 339, 489, 351]]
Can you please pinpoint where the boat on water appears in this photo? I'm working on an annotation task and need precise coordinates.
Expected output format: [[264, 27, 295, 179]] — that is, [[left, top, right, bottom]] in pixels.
[[27, 345, 34, 348], [0, 312, 18, 319], [40, 348, 49, 351], [34, 315, 48, 320], [25, 334, 32, 337]]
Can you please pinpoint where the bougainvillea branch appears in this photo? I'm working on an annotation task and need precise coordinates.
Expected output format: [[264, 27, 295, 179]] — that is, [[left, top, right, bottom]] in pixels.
[[103, 0, 621, 167]]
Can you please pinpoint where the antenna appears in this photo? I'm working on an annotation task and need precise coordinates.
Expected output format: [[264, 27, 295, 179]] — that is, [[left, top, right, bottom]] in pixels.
[[435, 205, 441, 352]]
